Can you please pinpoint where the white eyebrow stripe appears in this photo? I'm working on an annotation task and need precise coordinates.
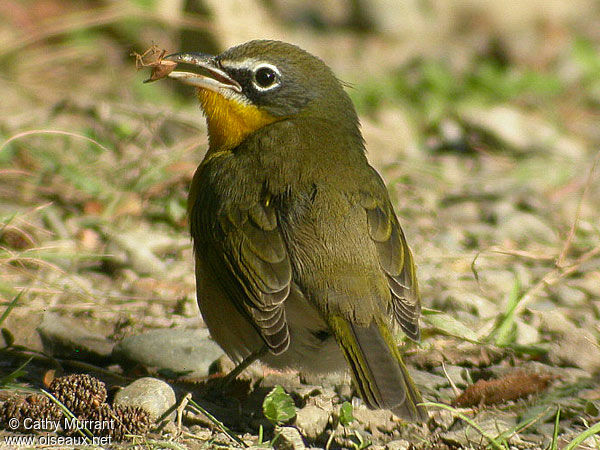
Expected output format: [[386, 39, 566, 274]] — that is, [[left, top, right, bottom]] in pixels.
[[220, 58, 262, 71], [220, 59, 281, 78]]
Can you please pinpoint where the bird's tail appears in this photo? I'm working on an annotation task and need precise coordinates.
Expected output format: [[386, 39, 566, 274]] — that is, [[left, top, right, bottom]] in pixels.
[[329, 316, 427, 421]]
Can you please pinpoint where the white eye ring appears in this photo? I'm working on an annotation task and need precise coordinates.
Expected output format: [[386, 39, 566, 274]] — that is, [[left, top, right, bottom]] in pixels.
[[252, 63, 281, 91]]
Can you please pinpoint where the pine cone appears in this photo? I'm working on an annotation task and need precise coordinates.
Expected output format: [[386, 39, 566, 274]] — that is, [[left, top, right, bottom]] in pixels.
[[48, 374, 107, 416], [85, 404, 150, 441], [111, 405, 151, 441], [0, 394, 63, 432]]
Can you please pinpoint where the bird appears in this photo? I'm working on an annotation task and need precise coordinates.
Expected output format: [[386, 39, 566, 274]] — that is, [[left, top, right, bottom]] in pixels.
[[161, 40, 427, 421]]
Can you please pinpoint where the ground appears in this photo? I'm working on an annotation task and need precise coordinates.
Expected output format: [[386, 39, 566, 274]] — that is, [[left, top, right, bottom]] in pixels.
[[0, 0, 599, 449]]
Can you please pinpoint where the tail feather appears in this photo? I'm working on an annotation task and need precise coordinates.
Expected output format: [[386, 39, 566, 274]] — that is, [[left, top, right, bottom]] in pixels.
[[330, 316, 427, 421]]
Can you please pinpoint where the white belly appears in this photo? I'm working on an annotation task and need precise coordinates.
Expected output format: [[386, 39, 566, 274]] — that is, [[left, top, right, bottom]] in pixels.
[[196, 260, 347, 374]]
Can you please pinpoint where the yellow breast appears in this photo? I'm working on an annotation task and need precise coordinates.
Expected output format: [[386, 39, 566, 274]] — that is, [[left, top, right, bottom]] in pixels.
[[197, 89, 279, 151]]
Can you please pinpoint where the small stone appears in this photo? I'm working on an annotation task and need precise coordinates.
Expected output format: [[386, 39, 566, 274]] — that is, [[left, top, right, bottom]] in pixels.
[[335, 383, 353, 401], [499, 211, 558, 244], [209, 354, 236, 376], [515, 319, 540, 346], [107, 227, 168, 276], [460, 105, 586, 158], [386, 441, 410, 450], [538, 311, 600, 373], [37, 312, 113, 364], [555, 284, 587, 306], [352, 405, 396, 433], [261, 371, 303, 393], [113, 377, 176, 422], [188, 424, 213, 440], [112, 328, 223, 378], [274, 426, 306, 450], [429, 408, 456, 429], [293, 385, 323, 402], [409, 368, 447, 391], [433, 364, 468, 388], [295, 405, 330, 440], [458, 293, 498, 319]]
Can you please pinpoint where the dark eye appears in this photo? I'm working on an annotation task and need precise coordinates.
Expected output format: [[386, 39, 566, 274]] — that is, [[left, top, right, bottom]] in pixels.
[[254, 66, 278, 89]]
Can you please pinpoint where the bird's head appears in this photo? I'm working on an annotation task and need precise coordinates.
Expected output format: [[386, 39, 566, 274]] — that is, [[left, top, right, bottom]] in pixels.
[[165, 40, 359, 150]]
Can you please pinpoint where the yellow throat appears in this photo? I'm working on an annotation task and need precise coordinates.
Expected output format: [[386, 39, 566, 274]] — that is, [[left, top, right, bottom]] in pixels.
[[197, 89, 279, 151]]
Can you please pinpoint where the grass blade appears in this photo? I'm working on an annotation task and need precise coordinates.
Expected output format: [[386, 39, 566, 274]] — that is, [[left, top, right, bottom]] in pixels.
[[550, 407, 560, 450], [420, 402, 506, 449], [562, 421, 600, 450], [0, 290, 24, 326]]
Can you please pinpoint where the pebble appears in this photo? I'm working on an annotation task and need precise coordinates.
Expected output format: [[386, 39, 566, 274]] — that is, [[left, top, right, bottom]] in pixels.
[[498, 211, 557, 244], [515, 319, 540, 346], [555, 284, 587, 307], [537, 311, 600, 373], [409, 368, 448, 391], [352, 406, 396, 433], [188, 424, 212, 440], [458, 293, 499, 319], [113, 377, 176, 421], [385, 440, 411, 450], [432, 364, 468, 388], [37, 312, 113, 364], [107, 227, 173, 276], [294, 405, 330, 440], [429, 408, 456, 429], [274, 426, 306, 450], [460, 105, 586, 158], [335, 383, 353, 402], [112, 328, 223, 378]]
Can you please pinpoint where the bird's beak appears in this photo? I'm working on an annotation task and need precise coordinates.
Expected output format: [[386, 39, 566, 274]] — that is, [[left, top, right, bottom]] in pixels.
[[164, 52, 242, 93]]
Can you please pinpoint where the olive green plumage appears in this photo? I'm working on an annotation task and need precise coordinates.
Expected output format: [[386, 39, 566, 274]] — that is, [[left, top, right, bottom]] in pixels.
[[179, 40, 426, 421]]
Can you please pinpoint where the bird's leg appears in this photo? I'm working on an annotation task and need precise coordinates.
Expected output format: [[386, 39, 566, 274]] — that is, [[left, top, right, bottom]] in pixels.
[[219, 345, 269, 388]]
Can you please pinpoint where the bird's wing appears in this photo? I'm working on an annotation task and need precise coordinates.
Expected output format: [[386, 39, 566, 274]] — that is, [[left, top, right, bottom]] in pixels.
[[360, 173, 421, 341], [192, 191, 292, 355]]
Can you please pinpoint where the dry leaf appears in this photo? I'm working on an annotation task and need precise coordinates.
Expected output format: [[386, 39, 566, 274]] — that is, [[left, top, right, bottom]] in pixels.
[[43, 369, 57, 388]]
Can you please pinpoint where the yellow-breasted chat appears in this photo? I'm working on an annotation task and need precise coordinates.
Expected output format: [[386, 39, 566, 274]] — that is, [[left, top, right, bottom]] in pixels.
[[159, 40, 427, 421]]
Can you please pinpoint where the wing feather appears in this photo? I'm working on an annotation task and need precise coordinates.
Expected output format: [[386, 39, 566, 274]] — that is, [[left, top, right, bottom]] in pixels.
[[193, 191, 292, 354], [362, 188, 421, 341]]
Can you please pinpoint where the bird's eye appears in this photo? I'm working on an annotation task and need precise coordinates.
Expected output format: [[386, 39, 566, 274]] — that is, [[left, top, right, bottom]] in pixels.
[[253, 65, 280, 90]]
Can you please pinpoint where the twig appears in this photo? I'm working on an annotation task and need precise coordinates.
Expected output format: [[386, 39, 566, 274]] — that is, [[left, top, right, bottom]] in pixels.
[[187, 398, 247, 448], [0, 347, 130, 383], [514, 243, 600, 315], [557, 150, 600, 267], [177, 392, 192, 433], [42, 389, 93, 441], [56, 359, 130, 384], [487, 246, 555, 261], [441, 361, 461, 397], [1, 129, 112, 154]]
